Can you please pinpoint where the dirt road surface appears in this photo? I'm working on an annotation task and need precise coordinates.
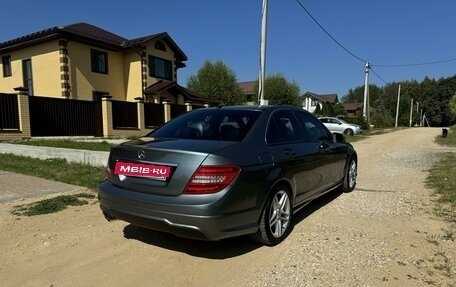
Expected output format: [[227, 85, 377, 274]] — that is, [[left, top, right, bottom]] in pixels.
[[0, 128, 454, 287]]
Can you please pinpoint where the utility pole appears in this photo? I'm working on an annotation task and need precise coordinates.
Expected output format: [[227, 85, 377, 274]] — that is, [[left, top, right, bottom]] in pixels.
[[416, 102, 419, 126], [395, 84, 401, 127], [420, 109, 423, 127], [258, 0, 268, 105], [409, 98, 414, 127], [363, 61, 370, 124]]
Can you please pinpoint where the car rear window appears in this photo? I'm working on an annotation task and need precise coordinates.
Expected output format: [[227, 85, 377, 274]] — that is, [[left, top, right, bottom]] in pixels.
[[149, 109, 261, 141]]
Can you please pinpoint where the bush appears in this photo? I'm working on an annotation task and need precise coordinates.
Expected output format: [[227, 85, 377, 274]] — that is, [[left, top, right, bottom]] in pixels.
[[371, 114, 395, 128]]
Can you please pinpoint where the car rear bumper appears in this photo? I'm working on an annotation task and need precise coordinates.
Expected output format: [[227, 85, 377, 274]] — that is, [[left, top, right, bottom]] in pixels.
[[98, 181, 260, 241]]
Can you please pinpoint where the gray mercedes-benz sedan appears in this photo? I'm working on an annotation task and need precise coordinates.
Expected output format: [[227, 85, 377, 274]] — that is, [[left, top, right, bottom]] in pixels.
[[99, 105, 357, 246]]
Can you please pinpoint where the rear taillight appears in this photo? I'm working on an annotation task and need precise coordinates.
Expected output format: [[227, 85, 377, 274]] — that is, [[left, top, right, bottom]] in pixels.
[[105, 159, 112, 182], [183, 165, 240, 194], [105, 166, 112, 182]]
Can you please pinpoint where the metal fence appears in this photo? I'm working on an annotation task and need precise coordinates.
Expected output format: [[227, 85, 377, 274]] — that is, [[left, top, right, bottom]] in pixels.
[[144, 102, 164, 128], [0, 93, 20, 131], [171, 104, 187, 119], [1, 94, 202, 138], [29, 96, 103, 136], [111, 100, 138, 129]]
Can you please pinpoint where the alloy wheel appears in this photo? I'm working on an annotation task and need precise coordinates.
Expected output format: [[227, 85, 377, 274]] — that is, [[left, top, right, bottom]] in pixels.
[[268, 190, 291, 238]]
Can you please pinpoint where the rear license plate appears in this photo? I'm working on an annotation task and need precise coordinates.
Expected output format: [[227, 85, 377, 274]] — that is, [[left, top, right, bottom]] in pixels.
[[114, 161, 171, 179]]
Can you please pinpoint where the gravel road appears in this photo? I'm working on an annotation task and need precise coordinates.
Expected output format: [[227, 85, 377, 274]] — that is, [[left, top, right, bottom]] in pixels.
[[0, 127, 454, 287], [246, 127, 455, 287]]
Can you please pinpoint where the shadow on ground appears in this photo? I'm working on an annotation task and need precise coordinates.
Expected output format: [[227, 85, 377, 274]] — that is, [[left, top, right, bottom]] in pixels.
[[123, 189, 344, 259]]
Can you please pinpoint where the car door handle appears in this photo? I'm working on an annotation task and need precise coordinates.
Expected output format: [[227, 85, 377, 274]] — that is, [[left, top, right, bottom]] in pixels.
[[283, 148, 295, 156]]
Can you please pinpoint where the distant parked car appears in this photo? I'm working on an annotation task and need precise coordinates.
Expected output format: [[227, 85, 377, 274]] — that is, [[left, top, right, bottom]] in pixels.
[[99, 105, 358, 246], [318, 117, 363, 136]]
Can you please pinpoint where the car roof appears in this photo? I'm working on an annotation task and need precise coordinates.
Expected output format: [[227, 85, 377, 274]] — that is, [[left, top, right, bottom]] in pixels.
[[205, 105, 310, 113]]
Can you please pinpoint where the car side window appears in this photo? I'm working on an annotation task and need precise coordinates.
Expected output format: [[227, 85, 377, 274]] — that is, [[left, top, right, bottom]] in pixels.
[[295, 111, 331, 141], [266, 110, 303, 145]]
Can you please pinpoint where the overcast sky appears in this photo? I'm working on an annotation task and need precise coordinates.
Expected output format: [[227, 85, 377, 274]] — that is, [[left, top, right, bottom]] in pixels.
[[2, 0, 455, 99]]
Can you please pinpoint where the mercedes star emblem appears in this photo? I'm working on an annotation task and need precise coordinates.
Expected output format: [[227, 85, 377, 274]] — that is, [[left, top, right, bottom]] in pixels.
[[138, 150, 146, 160]]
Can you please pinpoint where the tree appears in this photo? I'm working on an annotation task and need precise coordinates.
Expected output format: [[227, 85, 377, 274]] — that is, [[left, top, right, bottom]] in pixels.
[[262, 74, 300, 106], [333, 103, 347, 117], [343, 75, 456, 127], [320, 102, 334, 116], [186, 60, 244, 105], [343, 84, 382, 105], [450, 94, 456, 118], [314, 103, 321, 115]]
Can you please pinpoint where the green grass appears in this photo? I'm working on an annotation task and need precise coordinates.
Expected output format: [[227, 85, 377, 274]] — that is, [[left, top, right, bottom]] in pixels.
[[12, 139, 114, 151], [435, 126, 456, 147], [426, 153, 456, 223], [427, 125, 456, 223], [12, 193, 96, 216], [0, 153, 105, 190]]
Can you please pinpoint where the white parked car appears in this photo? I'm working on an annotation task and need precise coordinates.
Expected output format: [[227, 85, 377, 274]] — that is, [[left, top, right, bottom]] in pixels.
[[318, 117, 363, 136]]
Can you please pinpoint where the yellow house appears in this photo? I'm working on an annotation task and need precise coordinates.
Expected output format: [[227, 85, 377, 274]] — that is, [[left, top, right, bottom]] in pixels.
[[0, 22, 206, 105]]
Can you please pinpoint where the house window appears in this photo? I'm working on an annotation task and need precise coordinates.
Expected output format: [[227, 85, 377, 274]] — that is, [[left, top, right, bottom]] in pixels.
[[311, 99, 317, 107], [91, 49, 108, 74], [2, 55, 12, 77], [148, 55, 172, 80], [22, 59, 33, 96], [154, 41, 166, 51]]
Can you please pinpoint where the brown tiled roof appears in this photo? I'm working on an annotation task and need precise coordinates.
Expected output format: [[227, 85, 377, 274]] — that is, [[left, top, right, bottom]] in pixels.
[[302, 92, 339, 103], [62, 22, 127, 47], [319, 94, 339, 103], [238, 81, 257, 95], [144, 81, 214, 104], [344, 102, 363, 111], [302, 92, 323, 101], [0, 22, 187, 61]]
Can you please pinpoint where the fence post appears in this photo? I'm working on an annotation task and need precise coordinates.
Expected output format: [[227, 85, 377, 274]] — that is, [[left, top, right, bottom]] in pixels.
[[135, 98, 145, 131], [163, 101, 171, 123], [185, 102, 192, 112], [17, 94, 31, 138], [101, 98, 112, 137]]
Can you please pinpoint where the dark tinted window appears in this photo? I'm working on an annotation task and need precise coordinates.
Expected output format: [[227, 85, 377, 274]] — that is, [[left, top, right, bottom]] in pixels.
[[91, 49, 108, 74], [267, 110, 303, 144], [149, 56, 172, 80], [22, 59, 33, 96], [2, 55, 11, 77], [150, 109, 261, 141], [295, 111, 331, 141]]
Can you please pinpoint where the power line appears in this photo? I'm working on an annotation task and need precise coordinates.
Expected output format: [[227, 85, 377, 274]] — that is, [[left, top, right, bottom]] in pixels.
[[294, 0, 366, 63], [369, 66, 388, 85], [294, 0, 456, 70], [371, 58, 456, 68]]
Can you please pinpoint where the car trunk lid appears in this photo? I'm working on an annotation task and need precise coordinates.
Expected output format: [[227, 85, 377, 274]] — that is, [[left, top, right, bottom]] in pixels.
[[107, 137, 235, 196]]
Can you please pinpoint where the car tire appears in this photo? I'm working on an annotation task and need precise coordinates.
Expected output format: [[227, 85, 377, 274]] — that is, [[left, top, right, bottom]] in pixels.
[[344, 128, 354, 136], [342, 157, 357, 192], [251, 186, 292, 246]]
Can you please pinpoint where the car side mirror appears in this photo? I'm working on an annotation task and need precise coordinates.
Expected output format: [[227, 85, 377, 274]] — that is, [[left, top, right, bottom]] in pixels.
[[333, 132, 346, 143]]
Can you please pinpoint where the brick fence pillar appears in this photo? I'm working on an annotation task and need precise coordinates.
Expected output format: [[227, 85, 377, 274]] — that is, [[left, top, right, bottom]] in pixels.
[[185, 102, 192, 112], [17, 94, 31, 138], [101, 98, 112, 137], [163, 101, 171, 123], [135, 98, 145, 130]]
